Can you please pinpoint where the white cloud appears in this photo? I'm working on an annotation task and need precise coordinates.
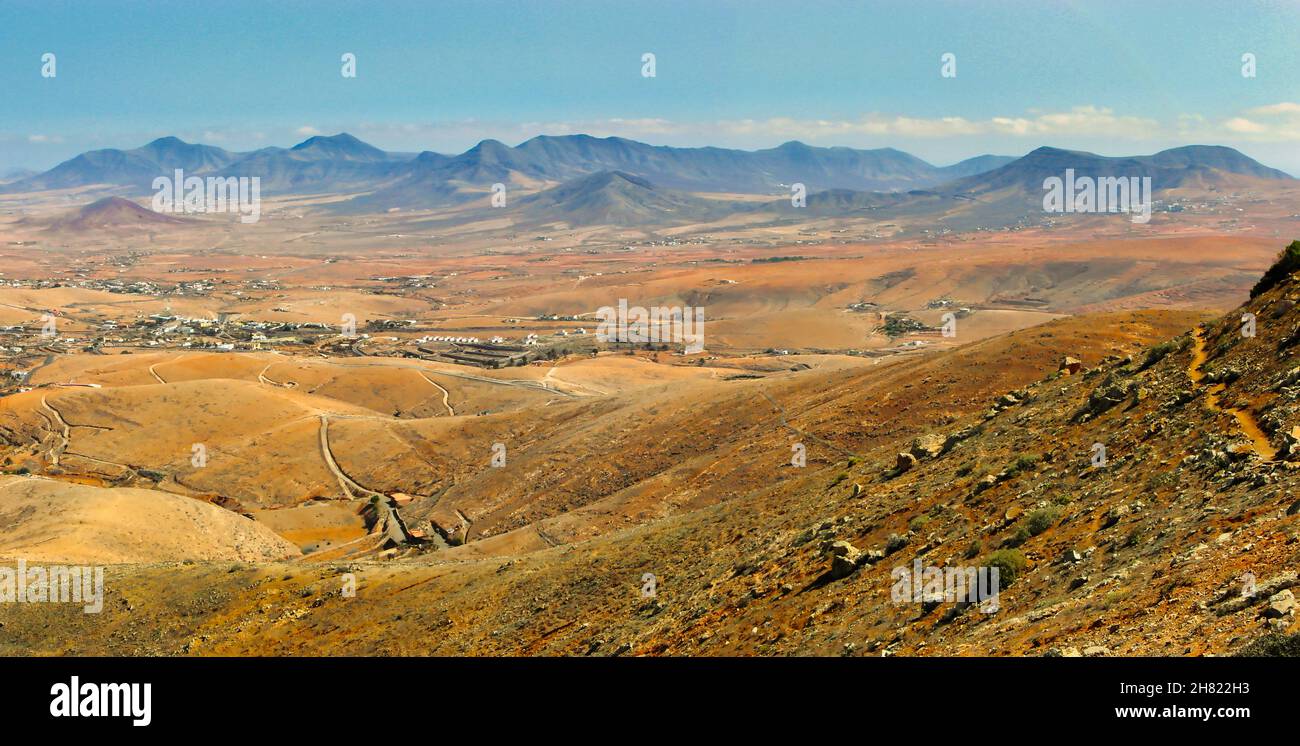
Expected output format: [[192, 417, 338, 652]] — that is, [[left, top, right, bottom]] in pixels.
[[295, 126, 322, 137], [370, 105, 1280, 148], [1222, 117, 1269, 134], [1246, 102, 1300, 116], [1168, 102, 1300, 142], [603, 104, 1300, 146]]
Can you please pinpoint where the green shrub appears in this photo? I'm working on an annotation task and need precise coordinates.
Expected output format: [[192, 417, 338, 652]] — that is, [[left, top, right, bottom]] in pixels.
[[1009, 507, 1060, 546], [1138, 339, 1177, 371], [1235, 633, 1300, 657], [1004, 454, 1039, 477], [985, 549, 1027, 587], [1024, 507, 1060, 536], [1250, 240, 1300, 298], [1124, 528, 1144, 548]]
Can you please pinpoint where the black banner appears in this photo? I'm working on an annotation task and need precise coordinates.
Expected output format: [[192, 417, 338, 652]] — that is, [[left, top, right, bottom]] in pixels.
[[0, 656, 1287, 735]]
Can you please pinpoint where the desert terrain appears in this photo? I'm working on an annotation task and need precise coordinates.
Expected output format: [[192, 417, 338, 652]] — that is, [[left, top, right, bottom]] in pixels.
[[0, 134, 1297, 656]]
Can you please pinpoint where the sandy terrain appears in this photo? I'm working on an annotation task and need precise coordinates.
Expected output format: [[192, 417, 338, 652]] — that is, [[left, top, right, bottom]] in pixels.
[[0, 475, 299, 563]]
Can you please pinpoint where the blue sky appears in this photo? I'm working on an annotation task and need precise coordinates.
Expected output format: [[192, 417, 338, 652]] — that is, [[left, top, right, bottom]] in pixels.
[[3, 0, 1300, 171]]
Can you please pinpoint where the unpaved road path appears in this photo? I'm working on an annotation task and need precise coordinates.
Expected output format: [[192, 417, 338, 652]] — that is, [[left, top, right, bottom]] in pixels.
[[39, 395, 69, 467], [1189, 327, 1278, 460], [416, 372, 455, 415], [317, 414, 420, 547]]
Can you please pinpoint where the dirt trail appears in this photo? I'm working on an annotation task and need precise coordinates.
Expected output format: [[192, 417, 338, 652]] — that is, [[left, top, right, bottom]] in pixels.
[[542, 364, 606, 396], [416, 372, 455, 415], [760, 390, 857, 459], [316, 414, 422, 548], [317, 415, 381, 500], [257, 362, 295, 388], [39, 395, 70, 467], [40, 396, 136, 476], [454, 508, 473, 543], [1189, 328, 1278, 460], [332, 358, 581, 397]]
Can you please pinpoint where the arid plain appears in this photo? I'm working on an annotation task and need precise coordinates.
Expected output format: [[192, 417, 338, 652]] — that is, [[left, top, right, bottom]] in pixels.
[[1, 134, 1298, 656]]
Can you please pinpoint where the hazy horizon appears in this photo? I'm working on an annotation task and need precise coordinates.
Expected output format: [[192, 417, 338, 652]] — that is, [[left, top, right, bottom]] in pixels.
[[3, 0, 1300, 172]]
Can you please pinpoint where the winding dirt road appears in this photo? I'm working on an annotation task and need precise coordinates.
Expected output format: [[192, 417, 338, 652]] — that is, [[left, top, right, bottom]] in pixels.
[[1189, 327, 1278, 460], [417, 372, 455, 415]]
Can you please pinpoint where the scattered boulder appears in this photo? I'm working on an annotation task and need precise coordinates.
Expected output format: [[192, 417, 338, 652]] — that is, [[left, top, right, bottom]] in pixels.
[[828, 541, 862, 579], [1075, 377, 1137, 421], [1263, 590, 1296, 619], [1206, 366, 1242, 385], [1059, 356, 1084, 375], [895, 452, 918, 473], [1273, 367, 1300, 391], [909, 434, 945, 460], [1102, 503, 1130, 528], [1282, 426, 1300, 460]]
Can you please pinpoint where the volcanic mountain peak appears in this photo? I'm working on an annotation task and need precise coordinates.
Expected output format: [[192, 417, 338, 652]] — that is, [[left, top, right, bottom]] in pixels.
[[288, 132, 388, 162], [772, 140, 816, 154], [50, 195, 191, 230], [514, 169, 721, 226], [464, 138, 513, 158], [140, 135, 189, 151]]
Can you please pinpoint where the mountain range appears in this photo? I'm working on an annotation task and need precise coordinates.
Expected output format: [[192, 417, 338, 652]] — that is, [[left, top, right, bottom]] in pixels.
[[4, 132, 1016, 200], [6, 134, 1295, 229]]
